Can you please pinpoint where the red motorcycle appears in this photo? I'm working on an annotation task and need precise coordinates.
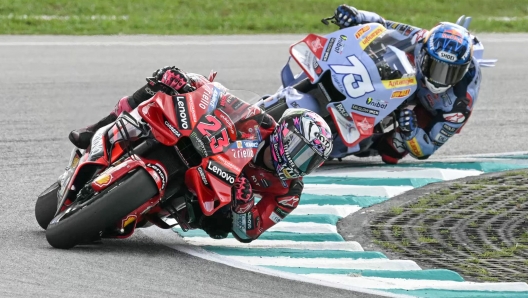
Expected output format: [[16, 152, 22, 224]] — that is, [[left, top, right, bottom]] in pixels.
[[35, 75, 265, 249]]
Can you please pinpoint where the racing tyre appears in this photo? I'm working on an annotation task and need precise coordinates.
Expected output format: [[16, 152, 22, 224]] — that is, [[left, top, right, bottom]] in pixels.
[[45, 168, 158, 249], [35, 182, 60, 230]]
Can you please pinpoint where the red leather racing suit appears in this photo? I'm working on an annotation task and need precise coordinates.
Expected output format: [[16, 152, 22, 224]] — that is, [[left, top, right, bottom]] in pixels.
[[114, 72, 304, 243]]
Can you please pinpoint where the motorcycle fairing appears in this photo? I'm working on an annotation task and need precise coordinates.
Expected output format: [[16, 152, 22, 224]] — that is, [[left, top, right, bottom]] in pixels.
[[288, 23, 419, 148], [137, 82, 264, 216]]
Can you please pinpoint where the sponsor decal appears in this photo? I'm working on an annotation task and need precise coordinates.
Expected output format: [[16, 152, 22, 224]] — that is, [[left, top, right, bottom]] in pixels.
[[94, 174, 112, 187], [442, 29, 463, 43], [146, 163, 167, 190], [187, 96, 197, 123], [164, 120, 182, 138], [175, 96, 190, 130], [406, 138, 424, 157], [444, 112, 465, 123], [145, 87, 156, 96], [196, 166, 209, 186], [277, 196, 300, 208], [351, 113, 375, 135], [313, 58, 323, 76], [356, 117, 374, 133], [231, 148, 254, 159], [334, 102, 351, 119], [220, 94, 236, 107], [351, 104, 379, 116], [122, 215, 137, 228], [89, 128, 105, 159], [382, 77, 417, 89], [190, 132, 208, 157], [206, 160, 236, 185], [246, 213, 254, 230], [305, 34, 328, 59], [435, 133, 449, 144], [214, 154, 241, 174], [390, 89, 411, 99], [438, 51, 457, 62], [243, 141, 259, 148], [282, 168, 294, 179], [199, 88, 211, 110], [332, 75, 346, 95], [250, 175, 261, 187], [366, 97, 388, 109], [235, 213, 246, 231], [209, 87, 221, 110], [411, 29, 428, 45], [442, 123, 457, 133], [70, 155, 80, 169], [329, 55, 374, 98], [269, 211, 282, 223], [274, 207, 290, 218], [322, 37, 335, 61], [360, 26, 386, 49], [237, 202, 253, 214], [316, 132, 330, 149], [440, 129, 453, 137], [355, 25, 371, 39], [216, 109, 236, 137], [334, 35, 347, 54]]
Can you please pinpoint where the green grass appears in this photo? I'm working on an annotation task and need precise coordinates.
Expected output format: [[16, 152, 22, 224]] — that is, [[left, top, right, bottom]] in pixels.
[[1, 0, 528, 35]]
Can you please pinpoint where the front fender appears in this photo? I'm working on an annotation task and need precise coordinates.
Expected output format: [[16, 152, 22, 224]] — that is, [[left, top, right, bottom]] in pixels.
[[91, 157, 166, 198]]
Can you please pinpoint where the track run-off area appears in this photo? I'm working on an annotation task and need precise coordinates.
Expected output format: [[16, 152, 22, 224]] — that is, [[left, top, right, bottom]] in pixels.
[[1, 34, 528, 297]]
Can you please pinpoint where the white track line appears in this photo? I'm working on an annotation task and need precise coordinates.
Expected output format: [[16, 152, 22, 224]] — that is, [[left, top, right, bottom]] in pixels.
[[181, 238, 365, 251], [268, 222, 337, 233], [291, 205, 362, 217], [305, 274, 528, 291], [312, 168, 483, 180], [142, 228, 411, 298], [303, 184, 413, 198], [224, 256, 422, 270]]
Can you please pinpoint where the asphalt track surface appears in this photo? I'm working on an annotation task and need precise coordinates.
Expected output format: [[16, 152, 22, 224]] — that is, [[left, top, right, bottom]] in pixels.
[[0, 34, 525, 297]]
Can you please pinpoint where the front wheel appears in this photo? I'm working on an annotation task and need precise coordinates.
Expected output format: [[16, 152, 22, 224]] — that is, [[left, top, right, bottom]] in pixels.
[[45, 168, 158, 249], [35, 182, 60, 230]]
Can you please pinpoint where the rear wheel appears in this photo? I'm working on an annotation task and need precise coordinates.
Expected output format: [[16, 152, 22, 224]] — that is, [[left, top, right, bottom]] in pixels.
[[35, 182, 60, 230], [45, 168, 158, 249]]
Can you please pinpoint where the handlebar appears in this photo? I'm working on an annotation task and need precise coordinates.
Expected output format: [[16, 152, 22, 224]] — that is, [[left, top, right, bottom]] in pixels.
[[321, 15, 337, 26], [145, 77, 195, 96]]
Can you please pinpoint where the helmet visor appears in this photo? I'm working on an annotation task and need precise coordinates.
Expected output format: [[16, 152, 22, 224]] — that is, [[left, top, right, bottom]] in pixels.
[[422, 54, 469, 86], [286, 131, 325, 176]]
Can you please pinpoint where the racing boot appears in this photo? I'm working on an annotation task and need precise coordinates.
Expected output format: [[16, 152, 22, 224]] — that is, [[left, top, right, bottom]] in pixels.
[[68, 113, 117, 149], [69, 96, 134, 149]]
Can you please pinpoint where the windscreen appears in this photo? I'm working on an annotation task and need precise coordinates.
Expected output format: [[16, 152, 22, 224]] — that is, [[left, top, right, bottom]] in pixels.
[[361, 29, 416, 81]]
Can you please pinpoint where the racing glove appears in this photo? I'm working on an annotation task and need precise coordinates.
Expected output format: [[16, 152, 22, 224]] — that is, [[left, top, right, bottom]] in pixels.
[[398, 109, 418, 140], [232, 176, 255, 214], [160, 68, 192, 93], [152, 65, 175, 80], [334, 4, 360, 28]]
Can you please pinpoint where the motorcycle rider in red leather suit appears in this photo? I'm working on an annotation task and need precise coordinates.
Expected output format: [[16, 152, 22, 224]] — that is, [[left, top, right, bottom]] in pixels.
[[69, 67, 333, 242]]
